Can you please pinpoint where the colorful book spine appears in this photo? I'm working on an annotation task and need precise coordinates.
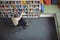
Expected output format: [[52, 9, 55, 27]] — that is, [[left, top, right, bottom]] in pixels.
[[40, 0, 44, 12], [58, 0, 60, 8], [52, 0, 58, 4], [40, 0, 44, 5], [44, 0, 51, 5], [41, 4, 44, 12]]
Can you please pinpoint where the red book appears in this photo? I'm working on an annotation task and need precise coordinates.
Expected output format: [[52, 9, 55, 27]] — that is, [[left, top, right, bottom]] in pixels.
[[58, 5, 60, 9], [44, 0, 51, 5], [58, 0, 60, 8]]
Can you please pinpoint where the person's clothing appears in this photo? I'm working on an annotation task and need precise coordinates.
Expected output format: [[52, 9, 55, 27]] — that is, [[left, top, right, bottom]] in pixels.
[[17, 18, 27, 29]]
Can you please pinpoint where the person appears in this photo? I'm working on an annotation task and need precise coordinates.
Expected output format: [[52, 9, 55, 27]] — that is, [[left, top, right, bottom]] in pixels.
[[11, 12, 23, 26], [11, 11, 28, 29]]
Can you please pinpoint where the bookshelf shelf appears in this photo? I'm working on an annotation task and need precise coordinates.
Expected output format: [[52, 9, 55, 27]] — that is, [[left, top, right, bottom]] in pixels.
[[0, 0, 42, 18]]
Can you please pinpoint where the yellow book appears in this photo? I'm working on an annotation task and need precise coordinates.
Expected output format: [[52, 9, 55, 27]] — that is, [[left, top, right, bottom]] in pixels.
[[21, 1, 27, 5], [40, 0, 44, 4]]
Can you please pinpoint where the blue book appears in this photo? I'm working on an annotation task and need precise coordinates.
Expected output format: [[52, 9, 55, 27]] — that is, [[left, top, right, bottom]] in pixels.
[[41, 4, 44, 12], [52, 0, 58, 4]]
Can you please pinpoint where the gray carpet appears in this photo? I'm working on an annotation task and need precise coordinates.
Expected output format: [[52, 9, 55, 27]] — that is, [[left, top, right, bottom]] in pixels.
[[0, 17, 58, 40]]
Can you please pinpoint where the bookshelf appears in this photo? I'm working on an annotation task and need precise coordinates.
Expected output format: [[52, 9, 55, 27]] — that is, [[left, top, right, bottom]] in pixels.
[[0, 1, 42, 18]]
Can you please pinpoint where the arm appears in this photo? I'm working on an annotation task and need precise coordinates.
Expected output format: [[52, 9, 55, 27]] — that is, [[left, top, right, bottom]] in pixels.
[[11, 13, 24, 26]]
